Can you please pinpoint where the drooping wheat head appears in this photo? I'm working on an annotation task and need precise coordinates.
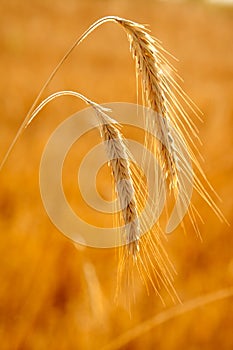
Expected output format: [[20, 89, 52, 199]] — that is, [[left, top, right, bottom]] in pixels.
[[116, 18, 179, 190], [26, 91, 141, 257], [91, 104, 140, 256], [112, 17, 226, 234]]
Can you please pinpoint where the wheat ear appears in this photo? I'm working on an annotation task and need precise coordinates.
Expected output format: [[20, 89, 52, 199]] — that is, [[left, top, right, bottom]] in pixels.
[[26, 90, 140, 255], [94, 108, 140, 255], [112, 17, 227, 230], [116, 18, 178, 189]]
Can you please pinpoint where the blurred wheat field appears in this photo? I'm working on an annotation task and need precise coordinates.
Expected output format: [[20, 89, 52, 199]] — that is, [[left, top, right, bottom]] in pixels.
[[0, 0, 233, 349]]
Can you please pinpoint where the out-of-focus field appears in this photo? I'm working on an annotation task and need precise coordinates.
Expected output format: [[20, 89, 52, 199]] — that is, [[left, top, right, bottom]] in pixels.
[[0, 0, 233, 349]]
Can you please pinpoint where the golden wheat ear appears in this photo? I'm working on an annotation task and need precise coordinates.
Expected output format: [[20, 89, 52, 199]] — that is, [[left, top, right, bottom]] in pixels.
[[24, 90, 141, 256], [111, 17, 228, 231], [93, 108, 140, 256]]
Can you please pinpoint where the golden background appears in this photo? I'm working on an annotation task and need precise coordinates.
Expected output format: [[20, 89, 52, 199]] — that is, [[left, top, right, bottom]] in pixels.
[[0, 0, 233, 349]]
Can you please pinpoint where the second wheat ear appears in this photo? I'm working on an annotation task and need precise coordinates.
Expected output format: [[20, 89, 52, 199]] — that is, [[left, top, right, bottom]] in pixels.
[[25, 90, 140, 255]]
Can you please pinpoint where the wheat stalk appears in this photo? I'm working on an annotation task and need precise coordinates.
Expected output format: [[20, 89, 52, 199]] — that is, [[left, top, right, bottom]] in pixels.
[[103, 286, 233, 350]]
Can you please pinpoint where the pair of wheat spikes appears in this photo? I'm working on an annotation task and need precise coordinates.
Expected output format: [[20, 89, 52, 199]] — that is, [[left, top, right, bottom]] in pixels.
[[1, 16, 226, 303]]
